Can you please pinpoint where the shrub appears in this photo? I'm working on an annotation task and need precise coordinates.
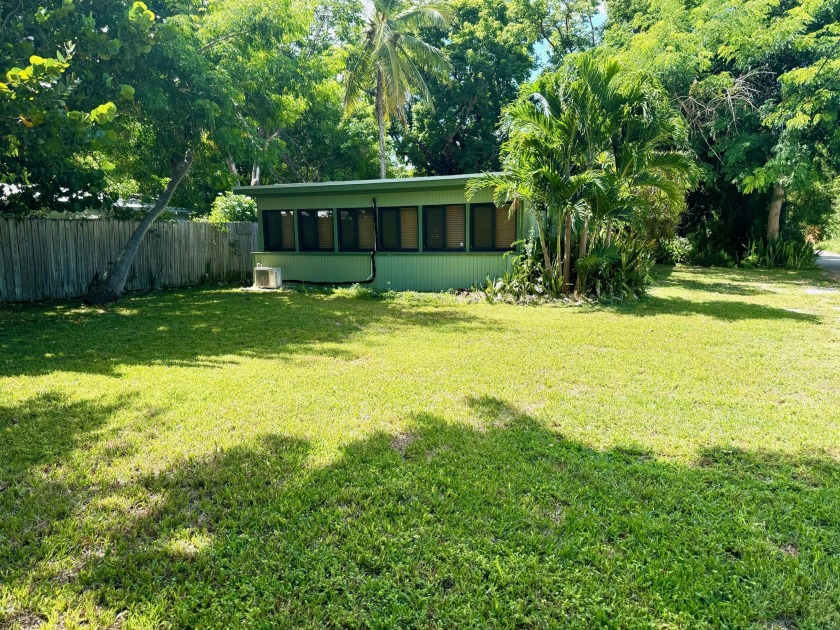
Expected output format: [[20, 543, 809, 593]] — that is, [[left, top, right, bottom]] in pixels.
[[657, 236, 694, 265], [205, 192, 257, 230], [741, 238, 819, 270], [576, 240, 656, 300]]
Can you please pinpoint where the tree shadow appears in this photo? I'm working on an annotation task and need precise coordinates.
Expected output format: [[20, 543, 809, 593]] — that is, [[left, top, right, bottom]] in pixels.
[[613, 295, 822, 322], [0, 288, 494, 379], [5, 397, 838, 627], [0, 391, 135, 602]]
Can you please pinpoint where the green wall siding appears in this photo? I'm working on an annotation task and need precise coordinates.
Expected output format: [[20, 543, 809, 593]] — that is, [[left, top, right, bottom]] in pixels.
[[240, 176, 528, 292], [252, 252, 511, 291]]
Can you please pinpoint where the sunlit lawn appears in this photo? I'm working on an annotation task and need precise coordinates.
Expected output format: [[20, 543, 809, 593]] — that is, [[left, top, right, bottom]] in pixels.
[[1, 266, 839, 628]]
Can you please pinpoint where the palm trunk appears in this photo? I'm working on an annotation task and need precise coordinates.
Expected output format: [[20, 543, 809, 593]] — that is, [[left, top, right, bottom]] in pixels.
[[562, 212, 572, 293], [534, 210, 552, 273], [87, 151, 194, 304], [605, 220, 613, 247], [376, 70, 387, 179], [574, 217, 589, 295], [766, 185, 785, 241], [578, 217, 589, 258]]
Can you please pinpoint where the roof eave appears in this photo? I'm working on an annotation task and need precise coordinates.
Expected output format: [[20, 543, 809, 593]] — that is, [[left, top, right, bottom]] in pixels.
[[233, 173, 502, 198]]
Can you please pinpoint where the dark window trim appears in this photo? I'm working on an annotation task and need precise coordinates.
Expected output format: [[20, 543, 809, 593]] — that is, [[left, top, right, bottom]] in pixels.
[[470, 203, 516, 252], [262, 210, 295, 252], [297, 209, 334, 252], [378, 206, 418, 252], [423, 204, 465, 252], [338, 207, 374, 252]]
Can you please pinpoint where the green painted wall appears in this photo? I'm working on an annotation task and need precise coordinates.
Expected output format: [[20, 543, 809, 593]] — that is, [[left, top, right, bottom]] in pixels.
[[238, 175, 530, 292], [251, 252, 512, 291]]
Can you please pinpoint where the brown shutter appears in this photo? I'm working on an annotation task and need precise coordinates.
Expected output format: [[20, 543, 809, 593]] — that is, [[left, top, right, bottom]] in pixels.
[[446, 205, 465, 250], [400, 207, 418, 250], [495, 205, 516, 249], [358, 209, 375, 250], [281, 211, 295, 250], [318, 210, 334, 251]]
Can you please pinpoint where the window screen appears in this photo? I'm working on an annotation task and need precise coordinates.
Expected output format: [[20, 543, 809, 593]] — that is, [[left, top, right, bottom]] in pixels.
[[470, 204, 516, 251], [424, 205, 465, 251], [339, 208, 376, 251], [263, 210, 295, 251], [379, 207, 418, 251], [297, 209, 334, 251]]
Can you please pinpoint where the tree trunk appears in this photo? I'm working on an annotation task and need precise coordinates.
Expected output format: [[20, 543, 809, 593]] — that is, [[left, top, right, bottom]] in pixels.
[[766, 184, 785, 241], [562, 212, 572, 293], [226, 159, 237, 176], [574, 217, 589, 295], [605, 220, 613, 248], [87, 151, 194, 304], [376, 69, 387, 179], [534, 210, 552, 274], [250, 163, 261, 187], [578, 217, 589, 259]]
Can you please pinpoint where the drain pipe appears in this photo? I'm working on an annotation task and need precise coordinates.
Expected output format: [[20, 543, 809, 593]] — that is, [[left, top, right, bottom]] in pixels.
[[278, 197, 378, 286]]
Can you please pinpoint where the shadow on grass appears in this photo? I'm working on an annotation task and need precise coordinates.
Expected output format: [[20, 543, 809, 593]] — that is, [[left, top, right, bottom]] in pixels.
[[613, 295, 821, 322], [0, 287, 491, 379], [3, 397, 838, 627], [0, 391, 136, 595]]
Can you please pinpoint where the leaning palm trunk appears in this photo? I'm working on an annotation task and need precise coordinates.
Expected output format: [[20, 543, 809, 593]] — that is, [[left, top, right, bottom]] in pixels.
[[376, 70, 387, 179], [562, 212, 573, 293], [766, 185, 785, 241], [87, 151, 194, 304]]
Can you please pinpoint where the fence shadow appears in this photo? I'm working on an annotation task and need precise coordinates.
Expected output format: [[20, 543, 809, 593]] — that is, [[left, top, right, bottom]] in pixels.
[[4, 397, 837, 627]]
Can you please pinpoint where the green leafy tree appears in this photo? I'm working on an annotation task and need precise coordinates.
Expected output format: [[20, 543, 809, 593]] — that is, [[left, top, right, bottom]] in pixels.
[[0, 0, 155, 213], [89, 0, 308, 303], [343, 0, 453, 178], [511, 0, 603, 65], [606, 0, 840, 251], [395, 0, 536, 175]]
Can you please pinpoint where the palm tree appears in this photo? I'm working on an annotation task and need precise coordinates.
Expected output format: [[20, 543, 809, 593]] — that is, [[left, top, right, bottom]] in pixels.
[[343, 0, 452, 179], [469, 54, 696, 296]]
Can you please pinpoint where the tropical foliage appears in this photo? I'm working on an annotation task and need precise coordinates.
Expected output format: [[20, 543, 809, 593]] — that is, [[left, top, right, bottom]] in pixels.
[[469, 53, 696, 299], [343, 0, 452, 178]]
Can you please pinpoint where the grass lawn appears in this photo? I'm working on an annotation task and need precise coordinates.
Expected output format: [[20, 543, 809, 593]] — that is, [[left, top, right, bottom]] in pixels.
[[1, 266, 839, 629]]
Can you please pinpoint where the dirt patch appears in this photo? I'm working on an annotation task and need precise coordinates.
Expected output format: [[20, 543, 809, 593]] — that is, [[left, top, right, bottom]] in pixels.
[[390, 432, 416, 455]]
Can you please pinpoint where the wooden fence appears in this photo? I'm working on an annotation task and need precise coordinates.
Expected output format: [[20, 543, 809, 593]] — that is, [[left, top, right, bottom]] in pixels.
[[0, 218, 257, 303]]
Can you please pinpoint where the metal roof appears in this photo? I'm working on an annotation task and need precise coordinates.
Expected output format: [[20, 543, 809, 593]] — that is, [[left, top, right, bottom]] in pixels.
[[233, 173, 500, 197]]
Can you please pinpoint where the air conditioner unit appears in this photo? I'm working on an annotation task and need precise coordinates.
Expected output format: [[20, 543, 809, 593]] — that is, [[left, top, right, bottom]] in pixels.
[[253, 266, 282, 289]]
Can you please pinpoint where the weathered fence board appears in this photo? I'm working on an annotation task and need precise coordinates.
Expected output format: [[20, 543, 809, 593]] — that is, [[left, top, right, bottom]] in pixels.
[[0, 218, 257, 303]]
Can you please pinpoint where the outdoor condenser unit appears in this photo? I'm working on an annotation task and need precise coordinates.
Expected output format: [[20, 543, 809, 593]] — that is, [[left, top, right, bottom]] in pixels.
[[253, 266, 282, 289]]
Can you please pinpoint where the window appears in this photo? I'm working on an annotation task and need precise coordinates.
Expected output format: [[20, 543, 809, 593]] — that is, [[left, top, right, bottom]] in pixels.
[[339, 208, 376, 252], [263, 210, 295, 251], [379, 207, 418, 251], [297, 209, 334, 251], [470, 204, 516, 251], [424, 205, 465, 251]]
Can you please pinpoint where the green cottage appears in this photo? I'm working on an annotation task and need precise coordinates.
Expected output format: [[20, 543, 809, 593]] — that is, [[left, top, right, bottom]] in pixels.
[[234, 174, 529, 292]]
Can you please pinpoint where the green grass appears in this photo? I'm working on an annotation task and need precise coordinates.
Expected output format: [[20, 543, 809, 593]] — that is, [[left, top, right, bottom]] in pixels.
[[1, 266, 839, 629]]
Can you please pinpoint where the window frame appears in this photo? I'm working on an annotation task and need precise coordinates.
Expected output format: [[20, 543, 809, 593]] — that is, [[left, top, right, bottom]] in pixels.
[[338, 207, 376, 252], [262, 210, 295, 252], [423, 204, 465, 252], [378, 206, 419, 252], [296, 209, 334, 252], [469, 203, 516, 252]]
